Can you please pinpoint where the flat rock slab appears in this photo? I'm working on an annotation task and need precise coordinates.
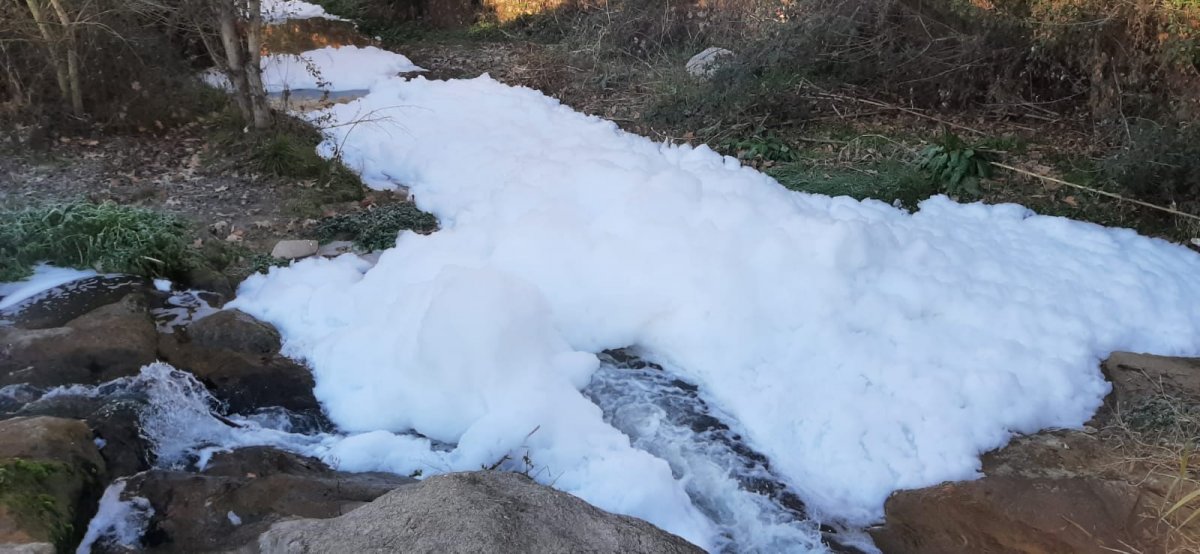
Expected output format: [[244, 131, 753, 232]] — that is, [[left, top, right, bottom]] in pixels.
[[270, 240, 318, 259], [316, 240, 357, 257]]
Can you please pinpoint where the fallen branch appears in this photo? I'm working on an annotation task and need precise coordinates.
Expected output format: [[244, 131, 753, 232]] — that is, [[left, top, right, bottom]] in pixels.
[[991, 161, 1200, 223]]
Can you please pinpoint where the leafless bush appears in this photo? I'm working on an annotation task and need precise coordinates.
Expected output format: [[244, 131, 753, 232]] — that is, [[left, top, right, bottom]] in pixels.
[[529, 0, 1199, 126], [1, 0, 275, 131]]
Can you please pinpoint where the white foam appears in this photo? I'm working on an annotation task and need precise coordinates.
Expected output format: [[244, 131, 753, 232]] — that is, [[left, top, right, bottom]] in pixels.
[[228, 73, 1200, 550], [262, 0, 346, 24], [76, 480, 154, 554], [202, 46, 423, 94]]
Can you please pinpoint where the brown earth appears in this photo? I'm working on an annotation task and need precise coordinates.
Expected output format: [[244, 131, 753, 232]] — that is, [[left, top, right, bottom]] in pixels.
[[870, 352, 1200, 553]]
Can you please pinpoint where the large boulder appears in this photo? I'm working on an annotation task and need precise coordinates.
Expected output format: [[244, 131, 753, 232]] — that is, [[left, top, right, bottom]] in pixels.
[[258, 471, 704, 553], [186, 310, 282, 357], [156, 330, 319, 416], [117, 447, 412, 553], [0, 294, 158, 388], [0, 417, 106, 553], [4, 391, 153, 478]]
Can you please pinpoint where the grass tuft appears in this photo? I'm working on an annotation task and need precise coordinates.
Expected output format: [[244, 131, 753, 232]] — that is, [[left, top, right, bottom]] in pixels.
[[769, 161, 937, 210], [0, 201, 197, 282]]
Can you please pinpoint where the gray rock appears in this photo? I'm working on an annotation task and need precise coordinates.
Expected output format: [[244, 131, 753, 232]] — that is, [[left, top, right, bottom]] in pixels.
[[187, 310, 281, 356], [123, 447, 412, 553], [258, 471, 704, 554], [0, 417, 106, 550], [316, 240, 356, 257], [1, 390, 154, 478], [157, 331, 319, 416], [0, 275, 152, 330], [686, 47, 734, 78], [270, 240, 318, 260]]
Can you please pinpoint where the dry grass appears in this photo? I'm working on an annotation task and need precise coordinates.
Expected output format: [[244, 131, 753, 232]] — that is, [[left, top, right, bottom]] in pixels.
[[1102, 392, 1200, 553]]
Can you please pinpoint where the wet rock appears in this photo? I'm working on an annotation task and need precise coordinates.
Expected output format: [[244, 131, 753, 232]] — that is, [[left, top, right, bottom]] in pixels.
[[157, 333, 319, 416], [0, 275, 151, 330], [187, 310, 281, 356], [686, 47, 734, 79], [258, 471, 704, 554], [0, 294, 158, 388], [269, 239, 318, 260], [0, 417, 106, 552], [123, 447, 412, 553], [86, 399, 153, 478], [1, 390, 153, 478], [181, 264, 233, 299]]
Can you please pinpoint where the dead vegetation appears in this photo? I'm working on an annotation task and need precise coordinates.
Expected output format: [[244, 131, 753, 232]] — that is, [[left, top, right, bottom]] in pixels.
[[360, 0, 1199, 241]]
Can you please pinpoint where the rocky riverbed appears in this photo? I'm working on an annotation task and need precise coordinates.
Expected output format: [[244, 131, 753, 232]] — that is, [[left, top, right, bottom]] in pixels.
[[0, 277, 706, 553], [1, 274, 1196, 552]]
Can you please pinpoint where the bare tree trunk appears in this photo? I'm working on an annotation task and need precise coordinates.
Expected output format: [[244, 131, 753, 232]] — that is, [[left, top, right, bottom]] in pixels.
[[46, 0, 82, 115], [243, 0, 270, 129], [22, 0, 71, 108], [0, 43, 25, 106], [216, 0, 254, 123]]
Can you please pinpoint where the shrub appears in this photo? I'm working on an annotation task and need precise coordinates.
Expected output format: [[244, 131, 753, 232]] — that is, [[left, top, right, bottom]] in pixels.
[[0, 201, 197, 282], [315, 203, 438, 252], [918, 131, 993, 198], [1103, 122, 1200, 214], [0, 0, 220, 130], [530, 0, 1199, 128]]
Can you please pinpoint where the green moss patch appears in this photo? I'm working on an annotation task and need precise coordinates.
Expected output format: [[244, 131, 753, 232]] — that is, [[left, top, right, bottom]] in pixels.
[[0, 459, 79, 551]]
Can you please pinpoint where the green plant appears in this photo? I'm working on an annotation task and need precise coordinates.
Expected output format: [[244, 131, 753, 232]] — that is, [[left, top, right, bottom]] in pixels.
[[770, 161, 938, 209], [315, 203, 438, 252], [0, 201, 198, 282], [245, 253, 292, 274], [721, 129, 801, 164], [919, 131, 992, 197], [253, 133, 321, 177]]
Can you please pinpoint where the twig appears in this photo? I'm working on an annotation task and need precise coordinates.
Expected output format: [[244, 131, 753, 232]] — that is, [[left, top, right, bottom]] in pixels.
[[991, 162, 1200, 223], [811, 91, 987, 136]]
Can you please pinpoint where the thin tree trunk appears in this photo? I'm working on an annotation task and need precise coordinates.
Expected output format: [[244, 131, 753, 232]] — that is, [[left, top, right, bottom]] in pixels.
[[46, 0, 82, 115], [216, 0, 253, 123], [0, 43, 25, 106], [243, 0, 270, 129], [22, 0, 70, 108]]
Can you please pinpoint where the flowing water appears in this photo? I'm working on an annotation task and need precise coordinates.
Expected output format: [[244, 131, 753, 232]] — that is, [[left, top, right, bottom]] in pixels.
[[585, 351, 875, 553]]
